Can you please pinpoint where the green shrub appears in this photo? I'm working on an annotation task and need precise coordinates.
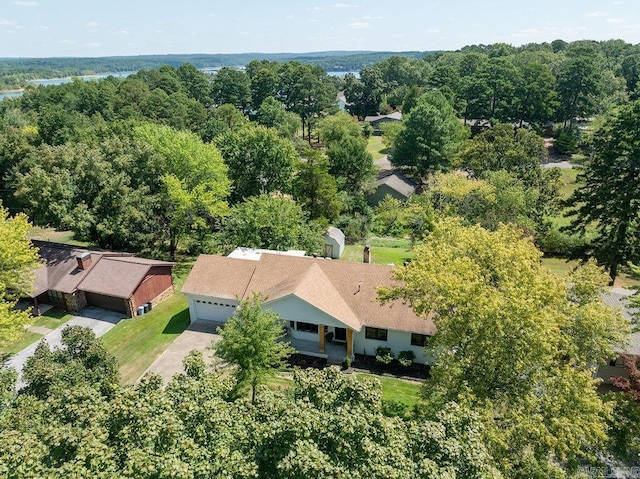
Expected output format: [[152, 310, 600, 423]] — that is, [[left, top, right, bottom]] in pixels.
[[398, 350, 415, 367], [555, 131, 578, 155], [375, 346, 394, 365], [537, 226, 586, 256], [382, 399, 409, 418]]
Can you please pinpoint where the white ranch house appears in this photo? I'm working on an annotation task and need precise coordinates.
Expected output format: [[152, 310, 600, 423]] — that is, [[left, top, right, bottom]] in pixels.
[[181, 251, 436, 364]]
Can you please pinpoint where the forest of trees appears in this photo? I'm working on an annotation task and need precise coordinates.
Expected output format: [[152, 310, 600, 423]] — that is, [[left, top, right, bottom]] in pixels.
[[3, 37, 640, 476]]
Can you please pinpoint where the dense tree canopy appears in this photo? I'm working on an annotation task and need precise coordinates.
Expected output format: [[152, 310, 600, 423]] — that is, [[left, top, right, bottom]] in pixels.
[[391, 90, 469, 173], [379, 219, 628, 478], [0, 203, 40, 341], [215, 124, 298, 202], [218, 194, 324, 254], [564, 100, 640, 282]]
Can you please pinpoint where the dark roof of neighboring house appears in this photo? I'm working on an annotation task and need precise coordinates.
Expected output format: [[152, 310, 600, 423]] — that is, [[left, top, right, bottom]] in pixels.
[[364, 111, 403, 123], [30, 241, 174, 299], [325, 226, 345, 244], [375, 170, 416, 198], [78, 256, 175, 299], [182, 253, 435, 335], [31, 242, 103, 296]]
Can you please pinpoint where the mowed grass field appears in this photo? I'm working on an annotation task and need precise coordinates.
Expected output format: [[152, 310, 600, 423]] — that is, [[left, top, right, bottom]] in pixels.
[[101, 260, 194, 383]]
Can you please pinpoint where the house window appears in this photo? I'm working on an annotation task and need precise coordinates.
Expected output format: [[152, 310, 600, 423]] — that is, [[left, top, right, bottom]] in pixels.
[[365, 327, 388, 341], [295, 322, 318, 333], [47, 290, 64, 305], [411, 333, 431, 347]]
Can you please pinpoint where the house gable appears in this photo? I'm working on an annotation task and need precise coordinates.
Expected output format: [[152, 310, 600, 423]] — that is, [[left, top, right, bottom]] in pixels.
[[265, 294, 357, 331]]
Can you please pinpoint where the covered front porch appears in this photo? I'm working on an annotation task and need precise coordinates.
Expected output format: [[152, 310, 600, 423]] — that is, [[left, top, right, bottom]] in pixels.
[[285, 325, 354, 365]]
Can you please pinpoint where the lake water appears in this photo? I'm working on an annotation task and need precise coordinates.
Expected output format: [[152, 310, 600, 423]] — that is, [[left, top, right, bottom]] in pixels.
[[0, 69, 359, 101]]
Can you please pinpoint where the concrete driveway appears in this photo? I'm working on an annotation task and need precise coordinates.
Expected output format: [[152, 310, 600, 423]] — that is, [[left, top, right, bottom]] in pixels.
[[144, 320, 221, 383], [3, 306, 125, 387]]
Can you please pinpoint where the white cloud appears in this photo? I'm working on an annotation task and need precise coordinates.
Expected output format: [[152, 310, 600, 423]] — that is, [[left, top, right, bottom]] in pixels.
[[349, 21, 369, 29], [32, 25, 48, 30], [332, 3, 354, 7], [112, 30, 129, 35], [85, 42, 101, 48], [57, 39, 74, 44], [425, 29, 441, 34], [86, 21, 101, 28], [309, 19, 320, 23], [12, 1, 38, 6], [0, 19, 17, 26], [362, 14, 383, 20], [587, 10, 606, 17], [606, 17, 625, 24], [285, 15, 294, 19], [311, 6, 321, 11]]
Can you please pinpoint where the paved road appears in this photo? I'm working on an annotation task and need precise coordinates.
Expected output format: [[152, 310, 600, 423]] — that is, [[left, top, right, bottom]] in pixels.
[[144, 320, 221, 383], [3, 306, 124, 387]]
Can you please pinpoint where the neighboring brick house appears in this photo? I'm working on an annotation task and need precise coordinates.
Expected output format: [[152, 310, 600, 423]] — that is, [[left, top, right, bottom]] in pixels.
[[28, 241, 175, 317]]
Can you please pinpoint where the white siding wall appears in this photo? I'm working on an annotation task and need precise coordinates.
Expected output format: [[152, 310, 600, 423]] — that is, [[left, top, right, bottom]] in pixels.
[[266, 295, 348, 329], [353, 328, 433, 364]]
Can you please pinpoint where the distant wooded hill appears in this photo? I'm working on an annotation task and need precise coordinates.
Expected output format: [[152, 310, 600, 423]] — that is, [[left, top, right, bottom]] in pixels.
[[0, 51, 433, 89]]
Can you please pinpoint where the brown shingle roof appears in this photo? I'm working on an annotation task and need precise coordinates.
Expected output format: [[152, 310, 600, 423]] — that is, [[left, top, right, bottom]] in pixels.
[[31, 241, 174, 299], [31, 242, 100, 296], [77, 256, 175, 298], [182, 253, 435, 335]]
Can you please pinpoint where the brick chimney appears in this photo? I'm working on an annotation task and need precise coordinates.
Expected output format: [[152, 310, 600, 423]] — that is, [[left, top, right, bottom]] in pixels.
[[76, 252, 92, 270], [363, 245, 371, 264]]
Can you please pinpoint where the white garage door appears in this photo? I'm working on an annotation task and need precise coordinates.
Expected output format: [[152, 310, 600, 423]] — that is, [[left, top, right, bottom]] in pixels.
[[194, 299, 235, 322]]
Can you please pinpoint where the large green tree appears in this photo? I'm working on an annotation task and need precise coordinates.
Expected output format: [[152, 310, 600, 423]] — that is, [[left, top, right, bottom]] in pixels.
[[134, 123, 230, 258], [0, 203, 40, 341], [215, 123, 298, 202], [210, 67, 252, 113], [293, 149, 341, 222], [215, 294, 294, 403], [564, 100, 640, 282], [391, 91, 469, 174], [379, 218, 628, 478], [326, 135, 375, 194], [218, 194, 324, 254]]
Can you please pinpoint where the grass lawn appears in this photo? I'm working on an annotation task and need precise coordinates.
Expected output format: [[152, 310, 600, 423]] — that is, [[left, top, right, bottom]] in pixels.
[[342, 240, 414, 266], [32, 309, 73, 329], [266, 371, 422, 409], [0, 331, 44, 360], [101, 289, 190, 384], [27, 226, 88, 246], [357, 373, 422, 409], [342, 244, 414, 265], [0, 309, 73, 360], [367, 135, 388, 159]]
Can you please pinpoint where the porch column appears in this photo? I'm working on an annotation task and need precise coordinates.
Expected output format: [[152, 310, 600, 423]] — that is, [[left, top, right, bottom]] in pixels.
[[319, 325, 325, 353], [347, 329, 353, 357], [33, 297, 41, 316]]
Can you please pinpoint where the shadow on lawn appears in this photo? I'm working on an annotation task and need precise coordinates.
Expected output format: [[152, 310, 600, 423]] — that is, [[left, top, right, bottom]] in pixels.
[[162, 308, 190, 335]]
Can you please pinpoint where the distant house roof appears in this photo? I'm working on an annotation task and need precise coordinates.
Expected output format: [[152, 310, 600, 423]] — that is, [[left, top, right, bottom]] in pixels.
[[325, 226, 345, 244], [30, 241, 174, 299], [375, 170, 417, 198], [364, 111, 403, 124], [182, 253, 435, 335]]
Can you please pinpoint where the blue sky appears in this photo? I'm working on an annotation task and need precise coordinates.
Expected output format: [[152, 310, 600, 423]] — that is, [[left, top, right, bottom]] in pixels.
[[1, 0, 639, 57]]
